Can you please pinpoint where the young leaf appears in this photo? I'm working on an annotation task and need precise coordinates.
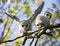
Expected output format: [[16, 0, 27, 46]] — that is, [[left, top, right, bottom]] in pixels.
[[46, 8, 50, 12], [22, 4, 31, 9], [13, 6, 18, 10], [14, 38, 22, 46], [0, 17, 3, 23], [52, 3, 57, 8], [9, 10, 17, 14], [12, 0, 21, 3], [24, 9, 31, 17], [2, 0, 7, 3]]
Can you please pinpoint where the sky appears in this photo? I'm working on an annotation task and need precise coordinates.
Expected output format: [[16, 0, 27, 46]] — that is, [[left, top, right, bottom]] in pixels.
[[0, 0, 60, 46]]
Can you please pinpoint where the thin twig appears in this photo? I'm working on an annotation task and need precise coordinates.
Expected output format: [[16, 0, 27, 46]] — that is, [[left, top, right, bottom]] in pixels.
[[22, 37, 27, 45], [4, 12, 20, 22], [34, 38, 39, 46], [29, 30, 40, 46], [0, 29, 40, 44]]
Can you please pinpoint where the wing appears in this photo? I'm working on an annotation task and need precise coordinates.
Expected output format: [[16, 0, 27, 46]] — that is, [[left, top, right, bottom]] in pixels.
[[29, 1, 44, 22]]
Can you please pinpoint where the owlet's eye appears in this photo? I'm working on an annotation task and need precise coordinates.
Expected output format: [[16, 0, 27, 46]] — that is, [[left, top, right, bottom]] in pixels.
[[26, 25, 28, 27], [37, 24, 39, 26], [50, 16, 51, 18], [22, 25, 24, 27], [46, 14, 49, 16]]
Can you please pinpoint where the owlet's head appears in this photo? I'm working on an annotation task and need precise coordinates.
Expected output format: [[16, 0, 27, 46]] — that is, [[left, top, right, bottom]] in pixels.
[[20, 20, 31, 32], [44, 12, 52, 19]]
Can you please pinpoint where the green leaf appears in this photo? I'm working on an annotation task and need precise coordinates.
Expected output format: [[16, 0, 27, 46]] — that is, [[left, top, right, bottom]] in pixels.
[[0, 17, 3, 23], [24, 10, 31, 17], [55, 10, 60, 18], [9, 6, 18, 14], [46, 8, 50, 12], [13, 6, 18, 10], [40, 34, 44, 39], [52, 3, 57, 8], [22, 4, 31, 9], [2, 0, 7, 3], [9, 10, 17, 14], [12, 0, 21, 3], [14, 38, 22, 46], [51, 41, 56, 46], [51, 13, 57, 23]]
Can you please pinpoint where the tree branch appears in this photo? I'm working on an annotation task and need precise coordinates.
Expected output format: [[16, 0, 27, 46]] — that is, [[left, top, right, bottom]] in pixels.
[[22, 37, 27, 45], [29, 30, 39, 46], [34, 24, 60, 46], [0, 23, 60, 44], [4, 12, 20, 22], [0, 30, 40, 44]]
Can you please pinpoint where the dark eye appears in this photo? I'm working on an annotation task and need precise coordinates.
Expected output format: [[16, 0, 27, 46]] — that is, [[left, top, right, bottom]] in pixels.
[[50, 16, 51, 18], [46, 14, 49, 16], [26, 25, 28, 27], [22, 25, 24, 27], [37, 24, 39, 26]]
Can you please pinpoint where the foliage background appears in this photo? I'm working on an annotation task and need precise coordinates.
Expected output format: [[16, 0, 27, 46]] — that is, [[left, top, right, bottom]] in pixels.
[[0, 0, 60, 46]]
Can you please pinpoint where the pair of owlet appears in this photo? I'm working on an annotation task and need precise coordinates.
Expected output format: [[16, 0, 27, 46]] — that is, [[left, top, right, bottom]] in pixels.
[[5, 2, 52, 45], [5, 1, 44, 35], [20, 12, 52, 35]]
